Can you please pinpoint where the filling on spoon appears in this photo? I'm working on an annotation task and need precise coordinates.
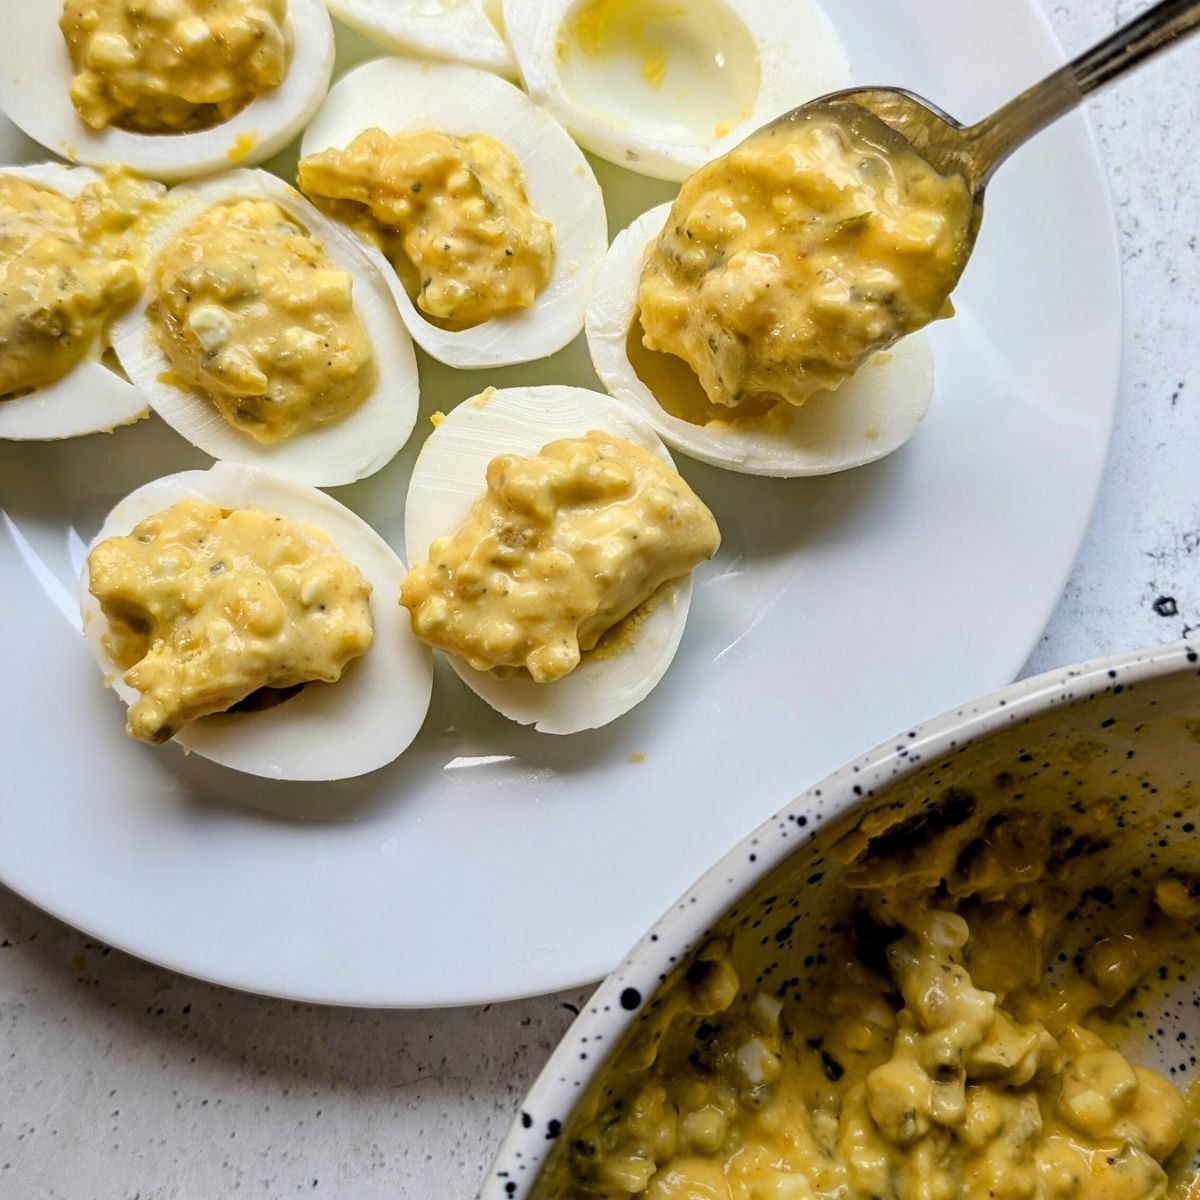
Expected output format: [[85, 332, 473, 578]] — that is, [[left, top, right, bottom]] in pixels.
[[636, 107, 977, 412]]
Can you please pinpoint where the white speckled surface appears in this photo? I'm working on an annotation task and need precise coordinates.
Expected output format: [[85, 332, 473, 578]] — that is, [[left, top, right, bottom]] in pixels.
[[2, 3, 1198, 1196]]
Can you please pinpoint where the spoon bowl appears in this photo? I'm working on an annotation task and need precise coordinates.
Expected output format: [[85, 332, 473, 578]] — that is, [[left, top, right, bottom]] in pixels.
[[773, 88, 981, 191], [778, 0, 1200, 204]]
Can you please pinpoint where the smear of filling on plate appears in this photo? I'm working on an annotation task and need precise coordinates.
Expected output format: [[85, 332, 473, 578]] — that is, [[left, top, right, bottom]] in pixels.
[[297, 127, 554, 327], [148, 197, 376, 443], [561, 817, 1198, 1199], [60, 0, 293, 133], [87, 498, 374, 743], [0, 170, 152, 398], [637, 108, 976, 411], [399, 430, 719, 681]]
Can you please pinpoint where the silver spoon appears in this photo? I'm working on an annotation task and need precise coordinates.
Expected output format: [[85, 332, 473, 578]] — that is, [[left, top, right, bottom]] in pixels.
[[775, 0, 1200, 203]]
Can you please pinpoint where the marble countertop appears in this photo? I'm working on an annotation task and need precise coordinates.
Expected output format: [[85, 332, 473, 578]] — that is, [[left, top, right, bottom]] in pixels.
[[3, 2, 1198, 1196]]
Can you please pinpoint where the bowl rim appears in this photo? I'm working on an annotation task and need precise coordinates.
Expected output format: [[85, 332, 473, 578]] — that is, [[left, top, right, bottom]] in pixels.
[[479, 636, 1200, 1199]]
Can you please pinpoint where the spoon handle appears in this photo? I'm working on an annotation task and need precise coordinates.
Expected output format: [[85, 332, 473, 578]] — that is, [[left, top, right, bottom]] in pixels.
[[968, 0, 1200, 184]]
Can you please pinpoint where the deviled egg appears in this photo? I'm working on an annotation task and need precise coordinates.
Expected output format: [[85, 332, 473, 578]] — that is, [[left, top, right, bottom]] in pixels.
[[0, 0, 335, 181], [503, 0, 850, 181], [80, 461, 433, 781], [109, 168, 421, 487], [297, 56, 607, 370], [402, 385, 719, 735], [0, 162, 162, 441], [587, 203, 935, 477], [326, 0, 515, 77]]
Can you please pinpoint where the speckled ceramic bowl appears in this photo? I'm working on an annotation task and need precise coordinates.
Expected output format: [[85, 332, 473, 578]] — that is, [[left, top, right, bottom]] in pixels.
[[480, 639, 1200, 1199]]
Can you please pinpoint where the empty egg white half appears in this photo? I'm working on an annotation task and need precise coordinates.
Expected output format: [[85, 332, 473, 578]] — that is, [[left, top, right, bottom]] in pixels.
[[108, 168, 421, 488], [0, 162, 151, 442], [503, 0, 850, 182], [404, 385, 697, 734], [299, 56, 607, 370], [326, 0, 515, 76], [0, 0, 334, 182], [80, 460, 433, 781], [587, 203, 935, 477]]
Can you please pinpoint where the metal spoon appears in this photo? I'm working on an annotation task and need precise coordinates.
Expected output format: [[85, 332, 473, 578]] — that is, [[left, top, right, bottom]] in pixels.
[[777, 0, 1200, 202]]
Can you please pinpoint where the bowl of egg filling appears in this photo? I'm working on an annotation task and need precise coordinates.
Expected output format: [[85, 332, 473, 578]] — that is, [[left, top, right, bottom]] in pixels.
[[482, 639, 1200, 1200]]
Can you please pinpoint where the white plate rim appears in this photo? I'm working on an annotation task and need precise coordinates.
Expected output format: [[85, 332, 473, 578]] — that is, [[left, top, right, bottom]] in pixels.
[[0, 3, 1124, 1007]]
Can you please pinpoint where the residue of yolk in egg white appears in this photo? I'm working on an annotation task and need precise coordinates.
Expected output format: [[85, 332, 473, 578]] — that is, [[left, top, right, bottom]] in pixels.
[[227, 132, 258, 164], [641, 49, 667, 90], [558, 0, 684, 90], [714, 106, 752, 140], [553, 0, 762, 151]]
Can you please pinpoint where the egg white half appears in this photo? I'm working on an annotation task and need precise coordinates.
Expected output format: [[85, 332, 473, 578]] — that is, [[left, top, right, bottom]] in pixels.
[[109, 168, 421, 488], [0, 0, 334, 182], [80, 461, 433, 781], [327, 0, 515, 76], [587, 204, 935, 477], [299, 56, 607, 370], [0, 162, 153, 441], [404, 385, 698, 734], [503, 0, 850, 182]]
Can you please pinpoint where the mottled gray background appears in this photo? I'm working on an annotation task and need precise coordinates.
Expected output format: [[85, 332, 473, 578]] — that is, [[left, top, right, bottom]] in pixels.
[[3, 1, 1199, 1196]]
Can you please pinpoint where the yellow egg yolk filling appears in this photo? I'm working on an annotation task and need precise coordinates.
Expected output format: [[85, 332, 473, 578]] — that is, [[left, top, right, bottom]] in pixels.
[[297, 128, 554, 328], [60, 0, 293, 134], [149, 197, 376, 444], [0, 171, 153, 398], [638, 109, 976, 411], [88, 498, 374, 744], [399, 430, 720, 683], [558, 819, 1198, 1200]]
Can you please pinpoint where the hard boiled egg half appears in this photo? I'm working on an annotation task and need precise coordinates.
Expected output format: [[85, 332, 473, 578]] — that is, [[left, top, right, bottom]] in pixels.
[[0, 0, 334, 181], [503, 0, 850, 182], [298, 56, 607, 369], [326, 0, 515, 76], [80, 461, 433, 781], [587, 204, 935, 477], [0, 162, 152, 442], [109, 168, 421, 488], [404, 385, 702, 734]]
